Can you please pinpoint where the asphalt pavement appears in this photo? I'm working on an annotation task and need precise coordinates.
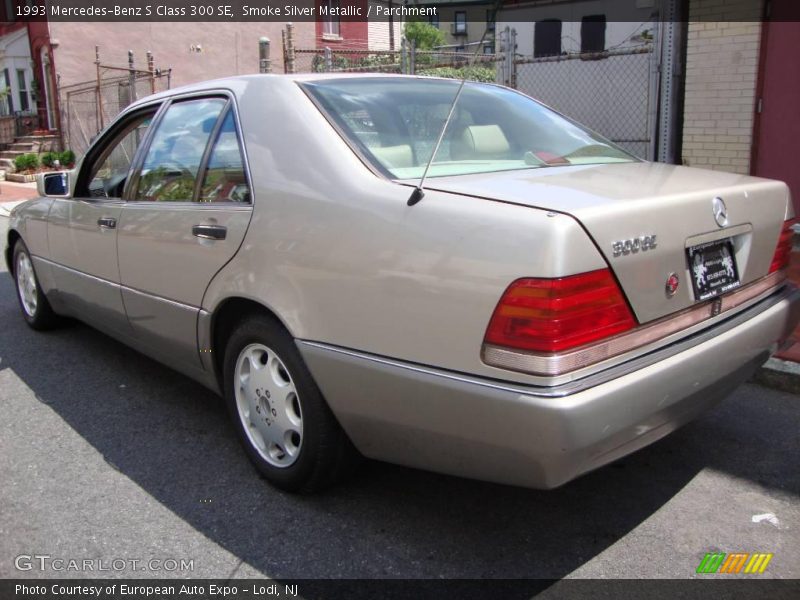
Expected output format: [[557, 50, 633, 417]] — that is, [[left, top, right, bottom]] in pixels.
[[0, 246, 799, 581]]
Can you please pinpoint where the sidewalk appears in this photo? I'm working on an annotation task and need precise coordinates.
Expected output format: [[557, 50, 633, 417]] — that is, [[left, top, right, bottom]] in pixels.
[[0, 181, 39, 205]]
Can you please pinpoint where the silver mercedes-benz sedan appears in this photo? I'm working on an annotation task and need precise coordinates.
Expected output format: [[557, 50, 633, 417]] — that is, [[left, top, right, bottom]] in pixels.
[[6, 74, 799, 492]]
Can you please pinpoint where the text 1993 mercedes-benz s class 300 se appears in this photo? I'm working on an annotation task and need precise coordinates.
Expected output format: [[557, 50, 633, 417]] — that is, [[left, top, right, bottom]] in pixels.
[[6, 74, 800, 492]]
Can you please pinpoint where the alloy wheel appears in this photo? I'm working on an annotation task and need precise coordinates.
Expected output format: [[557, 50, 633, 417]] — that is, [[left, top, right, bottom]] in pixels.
[[234, 343, 303, 467]]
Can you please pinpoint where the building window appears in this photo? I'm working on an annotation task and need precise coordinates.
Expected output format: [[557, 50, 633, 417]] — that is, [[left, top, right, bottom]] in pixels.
[[534, 20, 562, 58], [486, 9, 496, 32], [322, 0, 340, 37], [429, 13, 439, 29], [17, 69, 29, 113], [581, 15, 606, 53], [1, 70, 11, 115], [483, 43, 494, 55], [453, 11, 467, 35]]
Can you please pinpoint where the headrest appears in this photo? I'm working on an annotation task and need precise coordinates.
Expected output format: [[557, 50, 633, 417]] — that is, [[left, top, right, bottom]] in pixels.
[[451, 125, 510, 160], [370, 144, 414, 169]]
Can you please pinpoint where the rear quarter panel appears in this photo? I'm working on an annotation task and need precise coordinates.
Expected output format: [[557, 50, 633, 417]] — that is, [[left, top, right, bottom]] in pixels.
[[202, 78, 607, 384]]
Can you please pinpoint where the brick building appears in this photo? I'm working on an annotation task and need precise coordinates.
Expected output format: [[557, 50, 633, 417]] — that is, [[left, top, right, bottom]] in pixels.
[[681, 0, 800, 215]]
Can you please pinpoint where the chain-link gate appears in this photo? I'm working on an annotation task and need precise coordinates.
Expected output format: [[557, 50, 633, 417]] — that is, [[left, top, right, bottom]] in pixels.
[[494, 26, 659, 160], [59, 49, 171, 158], [510, 42, 657, 159]]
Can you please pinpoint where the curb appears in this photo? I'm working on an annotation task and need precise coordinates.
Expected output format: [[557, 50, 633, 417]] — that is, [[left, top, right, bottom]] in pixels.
[[752, 358, 800, 395]]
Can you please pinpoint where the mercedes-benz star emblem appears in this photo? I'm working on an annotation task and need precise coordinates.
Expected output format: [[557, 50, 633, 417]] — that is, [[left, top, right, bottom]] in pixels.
[[712, 197, 728, 228]]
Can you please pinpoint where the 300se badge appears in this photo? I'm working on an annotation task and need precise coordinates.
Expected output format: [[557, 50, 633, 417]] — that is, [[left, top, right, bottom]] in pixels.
[[688, 238, 741, 301]]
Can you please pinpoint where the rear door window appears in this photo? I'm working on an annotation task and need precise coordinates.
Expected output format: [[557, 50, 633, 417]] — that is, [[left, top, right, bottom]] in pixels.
[[198, 110, 251, 203]]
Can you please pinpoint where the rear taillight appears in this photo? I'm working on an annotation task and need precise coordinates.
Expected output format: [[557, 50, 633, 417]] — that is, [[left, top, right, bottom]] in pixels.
[[484, 269, 637, 354], [769, 218, 796, 274]]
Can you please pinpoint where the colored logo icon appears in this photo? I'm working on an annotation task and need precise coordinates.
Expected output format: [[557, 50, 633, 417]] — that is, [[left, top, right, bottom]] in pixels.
[[696, 552, 773, 574]]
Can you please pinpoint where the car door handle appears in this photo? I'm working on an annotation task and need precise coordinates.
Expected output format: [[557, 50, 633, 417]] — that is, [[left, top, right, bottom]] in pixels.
[[192, 224, 227, 240], [97, 217, 117, 229]]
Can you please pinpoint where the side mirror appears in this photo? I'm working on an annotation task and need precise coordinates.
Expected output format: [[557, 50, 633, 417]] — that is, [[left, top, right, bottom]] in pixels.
[[38, 171, 70, 197]]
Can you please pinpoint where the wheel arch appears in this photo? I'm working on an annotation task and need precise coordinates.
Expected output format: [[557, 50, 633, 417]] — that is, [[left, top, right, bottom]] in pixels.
[[209, 296, 295, 389], [5, 229, 21, 273]]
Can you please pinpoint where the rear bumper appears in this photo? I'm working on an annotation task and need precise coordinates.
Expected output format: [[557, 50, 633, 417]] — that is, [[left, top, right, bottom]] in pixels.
[[298, 284, 800, 489]]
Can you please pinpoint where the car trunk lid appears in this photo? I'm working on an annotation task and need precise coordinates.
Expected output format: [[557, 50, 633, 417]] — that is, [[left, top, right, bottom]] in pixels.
[[423, 161, 791, 324]]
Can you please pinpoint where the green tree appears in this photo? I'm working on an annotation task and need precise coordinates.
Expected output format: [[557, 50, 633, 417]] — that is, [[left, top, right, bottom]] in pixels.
[[405, 19, 445, 50]]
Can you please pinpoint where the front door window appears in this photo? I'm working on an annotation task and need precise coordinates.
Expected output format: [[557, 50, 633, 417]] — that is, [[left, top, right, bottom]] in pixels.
[[83, 112, 154, 198], [135, 98, 226, 202]]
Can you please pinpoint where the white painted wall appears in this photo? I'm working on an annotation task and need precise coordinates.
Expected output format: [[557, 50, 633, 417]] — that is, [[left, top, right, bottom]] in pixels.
[[0, 28, 34, 116], [368, 2, 405, 51]]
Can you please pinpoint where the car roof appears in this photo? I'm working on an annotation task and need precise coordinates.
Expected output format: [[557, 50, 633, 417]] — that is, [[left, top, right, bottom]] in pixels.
[[126, 73, 470, 110]]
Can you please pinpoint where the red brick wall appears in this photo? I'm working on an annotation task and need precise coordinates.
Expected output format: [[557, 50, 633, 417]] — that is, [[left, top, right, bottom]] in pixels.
[[315, 0, 370, 49]]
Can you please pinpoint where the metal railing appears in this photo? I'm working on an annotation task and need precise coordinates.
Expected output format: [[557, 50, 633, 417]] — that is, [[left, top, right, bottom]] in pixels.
[[58, 48, 171, 158]]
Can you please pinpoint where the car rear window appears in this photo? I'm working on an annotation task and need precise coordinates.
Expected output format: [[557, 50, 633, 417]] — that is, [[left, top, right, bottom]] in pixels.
[[301, 77, 635, 180]]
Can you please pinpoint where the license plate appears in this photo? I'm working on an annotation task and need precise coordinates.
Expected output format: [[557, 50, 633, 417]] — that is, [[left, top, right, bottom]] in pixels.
[[687, 238, 741, 301]]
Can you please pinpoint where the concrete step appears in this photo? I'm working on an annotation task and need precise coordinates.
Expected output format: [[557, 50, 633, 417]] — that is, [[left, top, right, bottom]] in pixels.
[[0, 158, 15, 172], [0, 151, 25, 160], [16, 135, 59, 143], [8, 142, 35, 152]]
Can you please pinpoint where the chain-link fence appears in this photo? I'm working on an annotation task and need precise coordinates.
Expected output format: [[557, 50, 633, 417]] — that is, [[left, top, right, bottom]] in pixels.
[[291, 47, 502, 76], [513, 45, 656, 159], [59, 53, 171, 158], [293, 47, 406, 74], [283, 22, 502, 81]]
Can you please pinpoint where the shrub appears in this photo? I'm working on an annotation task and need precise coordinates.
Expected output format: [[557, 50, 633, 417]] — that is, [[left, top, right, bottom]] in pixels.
[[357, 54, 397, 69], [13, 153, 39, 172], [60, 150, 76, 167], [417, 66, 496, 83], [41, 151, 59, 168], [311, 54, 350, 73]]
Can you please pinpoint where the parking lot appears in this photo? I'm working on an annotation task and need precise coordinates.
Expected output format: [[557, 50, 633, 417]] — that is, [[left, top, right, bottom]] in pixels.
[[0, 255, 798, 581]]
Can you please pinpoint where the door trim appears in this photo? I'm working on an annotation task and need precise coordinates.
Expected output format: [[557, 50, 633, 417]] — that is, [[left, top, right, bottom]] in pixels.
[[749, 8, 771, 176], [38, 256, 201, 312]]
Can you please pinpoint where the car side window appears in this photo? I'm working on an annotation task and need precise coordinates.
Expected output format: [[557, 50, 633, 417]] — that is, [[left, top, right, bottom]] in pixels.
[[85, 112, 153, 199], [198, 110, 251, 203], [135, 98, 226, 202]]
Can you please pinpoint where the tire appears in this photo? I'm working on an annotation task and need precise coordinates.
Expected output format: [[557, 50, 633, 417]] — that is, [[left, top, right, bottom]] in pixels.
[[12, 239, 58, 330], [223, 314, 360, 492]]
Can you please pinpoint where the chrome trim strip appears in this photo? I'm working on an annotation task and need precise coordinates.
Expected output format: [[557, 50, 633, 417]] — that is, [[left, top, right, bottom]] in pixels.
[[482, 271, 787, 377], [121, 285, 199, 312], [299, 283, 797, 399], [38, 256, 200, 312], [119, 203, 252, 211], [38, 256, 119, 289], [684, 223, 752, 248]]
